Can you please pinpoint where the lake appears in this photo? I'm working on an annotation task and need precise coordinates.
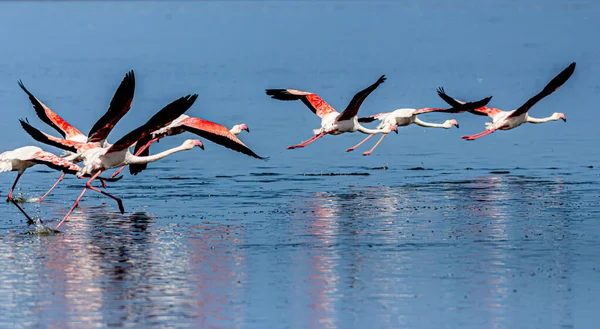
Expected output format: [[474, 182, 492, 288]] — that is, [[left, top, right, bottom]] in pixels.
[[0, 1, 598, 328]]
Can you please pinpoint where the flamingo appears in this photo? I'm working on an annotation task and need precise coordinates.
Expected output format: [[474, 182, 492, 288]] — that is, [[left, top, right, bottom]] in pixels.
[[437, 62, 575, 141], [111, 117, 265, 178], [0, 146, 120, 223], [17, 70, 135, 200], [347, 95, 493, 156], [55, 94, 203, 230], [265, 75, 397, 150]]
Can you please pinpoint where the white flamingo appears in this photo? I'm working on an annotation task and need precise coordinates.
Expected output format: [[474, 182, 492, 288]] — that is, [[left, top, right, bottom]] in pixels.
[[438, 62, 575, 141], [0, 146, 118, 223], [265, 75, 397, 150], [347, 95, 492, 155]]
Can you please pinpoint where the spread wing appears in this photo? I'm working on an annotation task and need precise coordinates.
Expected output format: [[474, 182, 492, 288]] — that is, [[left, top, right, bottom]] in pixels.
[[29, 150, 81, 174], [18, 80, 85, 140], [437, 87, 499, 117], [107, 94, 198, 154], [20, 119, 83, 153], [357, 112, 388, 123], [336, 75, 386, 122], [507, 62, 576, 119], [265, 89, 338, 119], [87, 70, 136, 143], [180, 117, 266, 159]]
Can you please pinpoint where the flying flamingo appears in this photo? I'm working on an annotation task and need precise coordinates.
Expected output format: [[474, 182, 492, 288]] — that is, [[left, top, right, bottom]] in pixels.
[[111, 118, 265, 178], [17, 71, 135, 200], [0, 146, 120, 223], [55, 94, 203, 230], [347, 95, 493, 156], [265, 75, 397, 150], [437, 62, 575, 141]]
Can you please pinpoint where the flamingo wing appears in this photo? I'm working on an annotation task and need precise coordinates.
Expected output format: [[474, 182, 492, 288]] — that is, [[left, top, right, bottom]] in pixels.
[[18, 81, 85, 139], [436, 87, 499, 117], [357, 112, 388, 123], [265, 89, 338, 119], [29, 150, 81, 174], [128, 138, 151, 175], [507, 62, 576, 119], [336, 75, 386, 122], [87, 70, 136, 143], [180, 117, 266, 159], [20, 119, 83, 153], [107, 94, 198, 153]]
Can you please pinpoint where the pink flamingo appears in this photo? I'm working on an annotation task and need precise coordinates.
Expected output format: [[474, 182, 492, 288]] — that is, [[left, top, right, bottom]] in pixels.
[[265, 75, 397, 150], [55, 94, 203, 230], [438, 62, 575, 141], [17, 71, 135, 200], [347, 95, 492, 155], [111, 117, 265, 178], [0, 146, 119, 223]]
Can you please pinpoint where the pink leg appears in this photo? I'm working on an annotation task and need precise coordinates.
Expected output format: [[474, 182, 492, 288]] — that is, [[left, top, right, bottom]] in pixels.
[[6, 173, 23, 202], [55, 170, 125, 230], [346, 134, 374, 152], [287, 132, 327, 150], [461, 129, 495, 141], [35, 173, 65, 202], [362, 134, 388, 156], [109, 138, 159, 179], [55, 187, 88, 230]]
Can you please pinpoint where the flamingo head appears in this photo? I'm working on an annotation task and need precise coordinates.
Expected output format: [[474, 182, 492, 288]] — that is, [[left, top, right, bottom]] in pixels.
[[390, 125, 398, 134], [554, 112, 566, 122], [231, 123, 249, 135], [445, 119, 459, 128], [183, 139, 204, 150]]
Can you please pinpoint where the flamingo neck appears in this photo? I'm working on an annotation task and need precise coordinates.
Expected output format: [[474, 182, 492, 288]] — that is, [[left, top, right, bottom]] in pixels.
[[414, 118, 450, 128], [125, 143, 192, 165], [526, 115, 559, 124]]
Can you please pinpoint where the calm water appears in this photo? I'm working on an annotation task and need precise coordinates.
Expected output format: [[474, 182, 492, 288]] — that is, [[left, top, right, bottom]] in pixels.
[[1, 1, 599, 328]]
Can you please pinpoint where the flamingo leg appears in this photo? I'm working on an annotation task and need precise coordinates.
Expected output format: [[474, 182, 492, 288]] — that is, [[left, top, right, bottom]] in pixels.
[[56, 187, 88, 230], [55, 170, 125, 230], [6, 173, 23, 203], [462, 129, 495, 141], [9, 199, 35, 225], [362, 133, 388, 156], [110, 137, 159, 179], [35, 173, 65, 202], [346, 134, 374, 152], [287, 132, 327, 150]]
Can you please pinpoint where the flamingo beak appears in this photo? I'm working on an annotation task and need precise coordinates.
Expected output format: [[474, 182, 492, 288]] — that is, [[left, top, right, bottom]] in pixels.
[[455, 122, 460, 128], [560, 114, 566, 122], [392, 125, 398, 134], [193, 140, 204, 150]]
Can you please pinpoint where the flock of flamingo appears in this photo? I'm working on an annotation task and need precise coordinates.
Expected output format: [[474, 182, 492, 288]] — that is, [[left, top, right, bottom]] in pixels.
[[0, 62, 575, 231]]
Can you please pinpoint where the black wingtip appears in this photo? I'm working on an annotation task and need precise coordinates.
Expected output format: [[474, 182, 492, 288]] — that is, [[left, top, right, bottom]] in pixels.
[[265, 89, 303, 101], [377, 75, 386, 84]]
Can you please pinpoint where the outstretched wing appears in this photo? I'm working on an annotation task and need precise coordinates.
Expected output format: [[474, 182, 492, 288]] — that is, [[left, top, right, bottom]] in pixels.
[[18, 80, 85, 139], [436, 87, 499, 117], [265, 89, 338, 119], [29, 150, 81, 174], [87, 70, 136, 143], [128, 137, 151, 175], [507, 62, 576, 118], [107, 94, 198, 153], [20, 119, 84, 153], [180, 117, 266, 159], [357, 112, 388, 123], [336, 75, 386, 122]]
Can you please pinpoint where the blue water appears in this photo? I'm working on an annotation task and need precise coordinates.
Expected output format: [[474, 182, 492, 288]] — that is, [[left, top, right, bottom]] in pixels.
[[0, 1, 599, 328]]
